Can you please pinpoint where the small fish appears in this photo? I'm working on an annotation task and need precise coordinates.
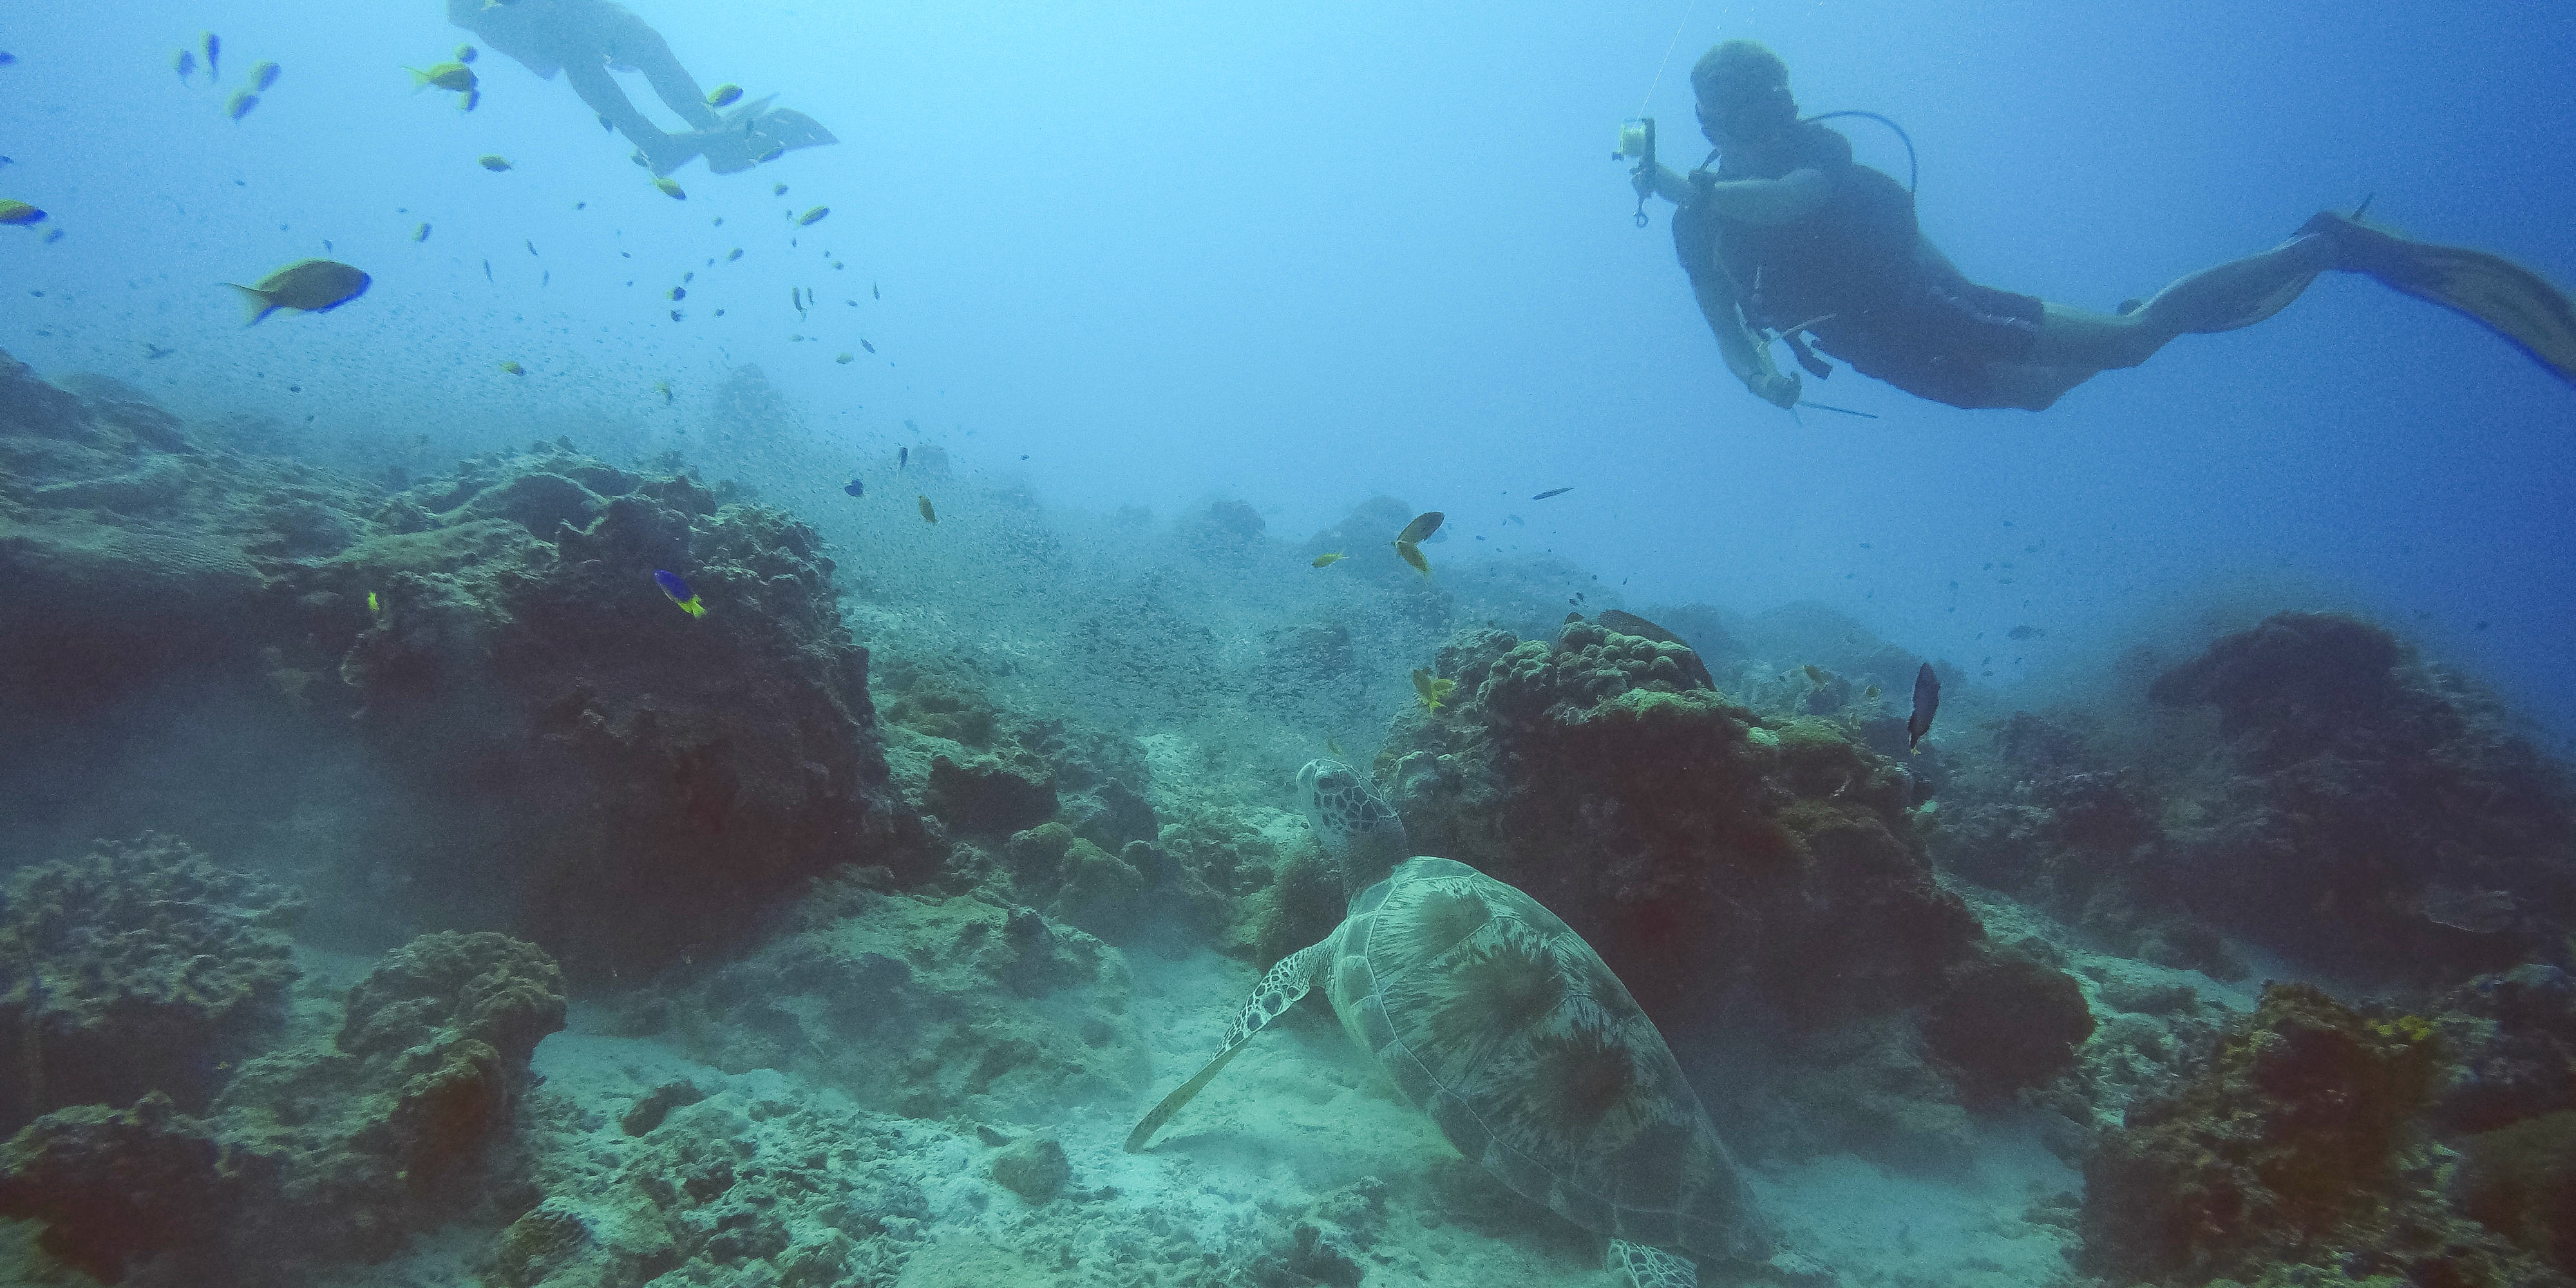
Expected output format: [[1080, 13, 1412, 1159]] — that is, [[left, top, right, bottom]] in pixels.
[[836, 352, 853, 364], [2007, 625, 2045, 640], [1394, 540, 1429, 578], [773, 183, 788, 196], [843, 478, 864, 498], [797, 205, 829, 226], [872, 281, 880, 299], [668, 287, 685, 301], [455, 44, 478, 63], [0, 52, 12, 66], [917, 495, 936, 524], [654, 380, 672, 403], [653, 177, 685, 199], [670, 309, 683, 321], [1906, 661, 1940, 753], [478, 155, 513, 171], [755, 144, 784, 164], [249, 61, 280, 92], [225, 90, 260, 121], [175, 49, 197, 82], [459, 88, 480, 111], [1312, 552, 1347, 567], [1411, 668, 1457, 714], [143, 343, 176, 359], [368, 591, 381, 615], [408, 62, 477, 93], [860, 339, 875, 354], [654, 569, 706, 618], [202, 32, 221, 79], [1803, 664, 1828, 685], [898, 446, 909, 471], [1394, 511, 1443, 544], [482, 258, 492, 281], [412, 222, 430, 242], [0, 200, 45, 226], [1531, 487, 1572, 500], [726, 248, 743, 261], [540, 269, 549, 287], [497, 360, 524, 375], [225, 258, 370, 323], [1326, 736, 1345, 757], [706, 83, 744, 108]]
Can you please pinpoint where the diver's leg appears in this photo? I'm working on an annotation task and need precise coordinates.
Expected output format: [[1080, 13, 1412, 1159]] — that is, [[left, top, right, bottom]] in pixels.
[[1978, 361, 2100, 412], [561, 58, 690, 172], [597, 10, 721, 130], [2034, 234, 2340, 370]]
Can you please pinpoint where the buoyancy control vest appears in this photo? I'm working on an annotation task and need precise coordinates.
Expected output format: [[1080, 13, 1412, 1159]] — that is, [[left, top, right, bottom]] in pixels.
[[1674, 121, 1920, 339]]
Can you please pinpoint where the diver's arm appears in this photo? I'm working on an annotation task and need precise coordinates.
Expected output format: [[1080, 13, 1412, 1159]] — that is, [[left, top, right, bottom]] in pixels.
[[1634, 162, 1696, 205], [1690, 270, 1800, 408], [1691, 167, 1830, 226]]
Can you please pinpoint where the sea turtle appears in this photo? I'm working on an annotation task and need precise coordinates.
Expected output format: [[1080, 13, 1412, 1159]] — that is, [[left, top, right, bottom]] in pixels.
[[1127, 759, 1821, 1287]]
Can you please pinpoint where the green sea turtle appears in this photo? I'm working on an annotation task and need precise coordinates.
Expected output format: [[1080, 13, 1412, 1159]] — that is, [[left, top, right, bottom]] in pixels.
[[1127, 759, 1821, 1287]]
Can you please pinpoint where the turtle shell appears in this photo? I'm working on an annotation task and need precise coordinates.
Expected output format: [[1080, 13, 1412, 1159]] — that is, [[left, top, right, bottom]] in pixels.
[[1326, 857, 1776, 1265]]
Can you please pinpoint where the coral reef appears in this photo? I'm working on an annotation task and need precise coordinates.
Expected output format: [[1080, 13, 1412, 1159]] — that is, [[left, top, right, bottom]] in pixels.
[[2079, 981, 2558, 1287], [0, 922, 565, 1284], [0, 834, 304, 1135], [661, 873, 1146, 1123]]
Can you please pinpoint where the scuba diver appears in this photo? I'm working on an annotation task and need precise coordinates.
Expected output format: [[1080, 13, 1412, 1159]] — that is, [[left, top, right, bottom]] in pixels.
[[446, 0, 834, 176], [1633, 40, 2576, 412]]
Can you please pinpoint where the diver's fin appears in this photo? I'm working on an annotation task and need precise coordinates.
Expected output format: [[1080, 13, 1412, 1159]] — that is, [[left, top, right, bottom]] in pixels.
[[2116, 298, 2144, 316], [2302, 209, 2576, 387]]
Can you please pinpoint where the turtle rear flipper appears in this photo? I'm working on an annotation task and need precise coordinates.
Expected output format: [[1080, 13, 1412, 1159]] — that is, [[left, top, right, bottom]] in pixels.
[[1124, 938, 1332, 1152]]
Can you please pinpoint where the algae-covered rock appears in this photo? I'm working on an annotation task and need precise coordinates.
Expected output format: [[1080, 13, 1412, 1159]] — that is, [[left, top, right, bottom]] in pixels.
[[671, 880, 1145, 1122], [0, 834, 303, 1135], [1922, 943, 2096, 1101], [927, 750, 1057, 834], [989, 1133, 1070, 1204], [0, 1092, 232, 1283], [2455, 1110, 2576, 1274], [2081, 982, 2460, 1283]]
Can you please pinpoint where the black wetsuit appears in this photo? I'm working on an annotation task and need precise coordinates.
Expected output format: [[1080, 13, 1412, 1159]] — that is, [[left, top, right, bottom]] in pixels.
[[1673, 122, 2048, 410]]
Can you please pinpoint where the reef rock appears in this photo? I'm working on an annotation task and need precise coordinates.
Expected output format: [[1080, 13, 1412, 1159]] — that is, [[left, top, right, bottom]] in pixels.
[[0, 834, 303, 1136]]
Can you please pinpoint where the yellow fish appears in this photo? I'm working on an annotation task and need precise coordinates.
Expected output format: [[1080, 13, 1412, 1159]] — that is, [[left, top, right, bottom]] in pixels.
[[706, 83, 743, 108], [497, 360, 524, 375], [653, 177, 685, 200], [1394, 540, 1429, 578], [0, 200, 50, 226], [1311, 552, 1346, 567], [653, 380, 672, 403], [407, 62, 477, 93], [366, 591, 381, 614], [917, 495, 936, 524], [1411, 668, 1456, 714]]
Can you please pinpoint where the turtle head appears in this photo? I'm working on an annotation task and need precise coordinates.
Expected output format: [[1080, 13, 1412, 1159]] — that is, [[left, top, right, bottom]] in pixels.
[[1296, 759, 1411, 895]]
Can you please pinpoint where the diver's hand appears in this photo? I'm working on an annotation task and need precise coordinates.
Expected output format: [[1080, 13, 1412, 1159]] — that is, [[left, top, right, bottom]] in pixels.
[[1748, 370, 1802, 409]]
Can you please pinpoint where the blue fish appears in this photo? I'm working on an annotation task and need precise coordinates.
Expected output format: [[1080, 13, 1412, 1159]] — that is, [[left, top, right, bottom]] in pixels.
[[843, 478, 864, 498], [654, 569, 705, 618]]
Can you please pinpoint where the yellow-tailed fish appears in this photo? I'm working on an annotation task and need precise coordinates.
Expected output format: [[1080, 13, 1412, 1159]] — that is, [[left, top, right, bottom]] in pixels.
[[797, 205, 829, 226], [1394, 540, 1429, 578], [1411, 668, 1456, 714], [408, 62, 477, 93], [706, 84, 743, 108], [654, 569, 706, 618], [917, 495, 937, 524], [366, 591, 381, 614], [249, 61, 280, 92], [225, 259, 370, 323], [0, 201, 46, 226], [653, 177, 685, 200], [1394, 511, 1444, 544], [1311, 552, 1346, 567], [497, 360, 524, 375], [225, 90, 259, 122]]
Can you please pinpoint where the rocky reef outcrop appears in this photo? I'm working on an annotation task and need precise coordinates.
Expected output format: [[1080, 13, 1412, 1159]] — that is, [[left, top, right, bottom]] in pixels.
[[0, 839, 566, 1283], [0, 835, 303, 1137], [1372, 620, 2094, 1135], [2079, 981, 2564, 1288]]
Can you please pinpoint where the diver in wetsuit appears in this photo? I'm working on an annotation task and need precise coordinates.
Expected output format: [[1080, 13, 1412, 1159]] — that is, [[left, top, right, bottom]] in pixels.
[[1636, 40, 2576, 412], [446, 0, 834, 176]]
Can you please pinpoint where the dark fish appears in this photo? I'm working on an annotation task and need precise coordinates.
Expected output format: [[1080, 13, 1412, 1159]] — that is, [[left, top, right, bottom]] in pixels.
[[0, 52, 14, 66], [860, 339, 874, 354], [872, 281, 879, 299], [143, 343, 176, 359], [202, 32, 220, 79], [482, 258, 492, 281], [1906, 662, 1940, 753], [654, 569, 705, 618], [225, 258, 370, 323], [225, 90, 260, 120], [2007, 625, 2044, 640], [526, 238, 537, 256], [1531, 487, 1572, 500], [1394, 511, 1443, 544], [249, 61, 279, 92], [843, 478, 864, 498], [898, 446, 908, 471], [175, 49, 196, 82]]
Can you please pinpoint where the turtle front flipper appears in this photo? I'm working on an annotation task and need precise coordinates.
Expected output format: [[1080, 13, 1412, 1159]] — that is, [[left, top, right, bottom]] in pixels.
[[1607, 1239, 1696, 1288], [1125, 938, 1334, 1152]]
